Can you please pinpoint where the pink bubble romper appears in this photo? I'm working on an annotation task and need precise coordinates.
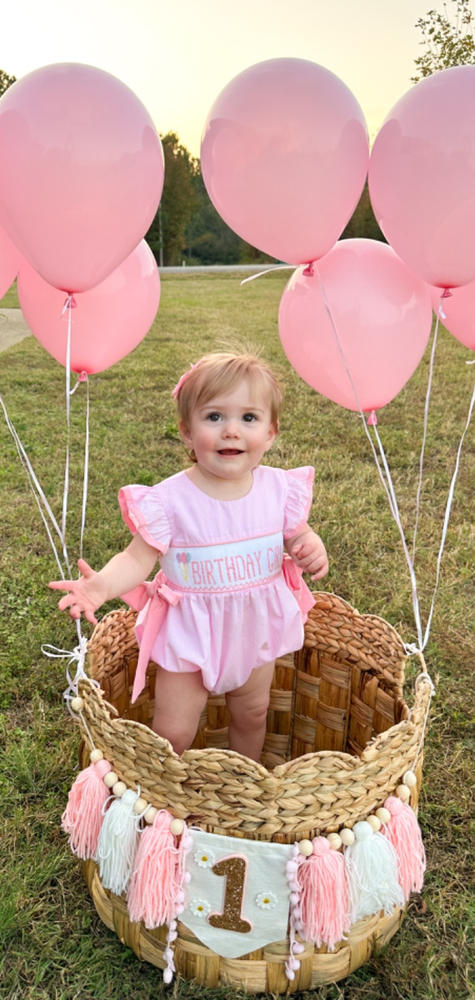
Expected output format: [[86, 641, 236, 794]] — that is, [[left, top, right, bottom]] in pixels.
[[118, 465, 315, 703]]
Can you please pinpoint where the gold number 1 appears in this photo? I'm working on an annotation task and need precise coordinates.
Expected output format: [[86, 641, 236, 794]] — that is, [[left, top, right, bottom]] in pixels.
[[208, 855, 252, 933]]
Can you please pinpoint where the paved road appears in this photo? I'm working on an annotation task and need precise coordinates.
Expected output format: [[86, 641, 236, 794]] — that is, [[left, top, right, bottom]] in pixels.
[[0, 308, 31, 353]]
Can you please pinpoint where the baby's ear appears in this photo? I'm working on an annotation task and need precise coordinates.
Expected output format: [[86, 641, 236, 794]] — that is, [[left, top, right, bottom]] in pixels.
[[264, 422, 278, 451], [178, 419, 191, 446]]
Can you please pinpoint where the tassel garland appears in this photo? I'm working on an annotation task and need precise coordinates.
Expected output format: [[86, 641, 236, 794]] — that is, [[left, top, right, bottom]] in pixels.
[[128, 811, 188, 928], [381, 796, 426, 899], [96, 788, 141, 896], [297, 837, 350, 949], [61, 757, 112, 859], [345, 821, 404, 923]]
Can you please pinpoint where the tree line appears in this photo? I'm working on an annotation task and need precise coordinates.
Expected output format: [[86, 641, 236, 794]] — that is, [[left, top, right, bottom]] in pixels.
[[1, 1, 473, 266]]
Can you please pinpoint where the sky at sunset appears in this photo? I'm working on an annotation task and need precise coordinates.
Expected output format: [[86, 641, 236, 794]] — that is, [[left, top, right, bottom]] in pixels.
[[4, 0, 449, 153]]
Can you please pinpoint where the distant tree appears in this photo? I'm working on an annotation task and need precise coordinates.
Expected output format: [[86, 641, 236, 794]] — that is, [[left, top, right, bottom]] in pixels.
[[341, 182, 384, 242], [412, 0, 475, 81], [146, 132, 198, 266], [185, 171, 275, 265], [0, 69, 16, 97]]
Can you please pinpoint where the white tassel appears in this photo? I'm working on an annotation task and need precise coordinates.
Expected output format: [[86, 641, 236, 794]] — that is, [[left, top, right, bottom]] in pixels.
[[344, 820, 404, 923], [96, 788, 141, 896]]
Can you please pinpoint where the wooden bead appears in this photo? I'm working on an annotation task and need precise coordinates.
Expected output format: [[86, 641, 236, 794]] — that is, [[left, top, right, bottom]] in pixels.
[[298, 839, 313, 857], [104, 771, 118, 788], [367, 814, 381, 832], [327, 833, 342, 850], [70, 696, 84, 713], [403, 769, 417, 788], [376, 807, 391, 825], [112, 781, 126, 797], [396, 783, 411, 802], [170, 818, 184, 836], [144, 806, 158, 825], [89, 748, 104, 764], [133, 797, 149, 815], [340, 828, 355, 847]]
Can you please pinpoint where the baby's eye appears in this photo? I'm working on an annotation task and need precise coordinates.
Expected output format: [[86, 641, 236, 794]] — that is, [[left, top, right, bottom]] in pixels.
[[242, 412, 258, 422], [206, 411, 222, 422]]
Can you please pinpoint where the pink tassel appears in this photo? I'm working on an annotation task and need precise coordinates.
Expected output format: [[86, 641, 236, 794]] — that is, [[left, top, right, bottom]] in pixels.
[[381, 796, 426, 899], [297, 837, 350, 950], [61, 758, 112, 859], [128, 811, 188, 928]]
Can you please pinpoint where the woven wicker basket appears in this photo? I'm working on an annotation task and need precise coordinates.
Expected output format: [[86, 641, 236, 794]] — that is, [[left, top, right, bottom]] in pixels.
[[76, 592, 430, 993]]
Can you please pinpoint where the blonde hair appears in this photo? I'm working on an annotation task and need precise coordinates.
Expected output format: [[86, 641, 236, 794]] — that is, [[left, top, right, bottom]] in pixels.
[[175, 352, 283, 431]]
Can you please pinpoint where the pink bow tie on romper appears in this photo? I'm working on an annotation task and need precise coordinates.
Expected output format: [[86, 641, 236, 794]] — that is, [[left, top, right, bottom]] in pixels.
[[121, 570, 181, 703]]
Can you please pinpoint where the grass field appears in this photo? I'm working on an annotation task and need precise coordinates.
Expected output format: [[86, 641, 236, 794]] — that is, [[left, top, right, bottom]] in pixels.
[[0, 273, 473, 999]]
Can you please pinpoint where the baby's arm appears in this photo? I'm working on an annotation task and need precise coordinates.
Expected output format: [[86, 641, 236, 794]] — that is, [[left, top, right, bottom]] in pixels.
[[285, 523, 329, 580], [49, 533, 159, 625]]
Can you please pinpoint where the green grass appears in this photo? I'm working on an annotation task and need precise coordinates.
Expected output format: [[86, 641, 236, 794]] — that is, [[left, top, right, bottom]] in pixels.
[[0, 274, 473, 999]]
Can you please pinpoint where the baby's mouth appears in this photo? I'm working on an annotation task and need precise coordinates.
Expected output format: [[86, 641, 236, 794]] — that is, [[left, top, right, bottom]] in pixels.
[[218, 448, 244, 456]]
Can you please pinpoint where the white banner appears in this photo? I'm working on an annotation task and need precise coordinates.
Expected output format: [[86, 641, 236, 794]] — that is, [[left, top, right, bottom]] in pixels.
[[180, 829, 293, 958]]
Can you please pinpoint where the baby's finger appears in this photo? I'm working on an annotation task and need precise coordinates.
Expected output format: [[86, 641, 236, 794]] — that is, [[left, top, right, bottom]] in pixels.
[[84, 608, 98, 626], [57, 593, 79, 612], [77, 558, 95, 578], [311, 561, 329, 580], [49, 579, 75, 591]]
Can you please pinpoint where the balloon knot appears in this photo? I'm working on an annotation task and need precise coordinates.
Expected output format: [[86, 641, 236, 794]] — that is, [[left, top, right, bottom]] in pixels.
[[367, 409, 378, 426], [441, 288, 452, 299], [302, 262, 315, 277]]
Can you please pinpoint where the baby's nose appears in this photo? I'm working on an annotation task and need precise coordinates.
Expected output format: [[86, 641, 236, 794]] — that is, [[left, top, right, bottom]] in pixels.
[[223, 419, 240, 437]]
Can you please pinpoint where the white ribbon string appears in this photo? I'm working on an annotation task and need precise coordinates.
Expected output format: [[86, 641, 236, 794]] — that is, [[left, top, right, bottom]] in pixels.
[[412, 302, 441, 565], [240, 264, 295, 285], [79, 374, 90, 560], [0, 393, 68, 578], [41, 635, 90, 702], [314, 265, 473, 657], [61, 296, 74, 550], [421, 383, 474, 649], [372, 423, 424, 650]]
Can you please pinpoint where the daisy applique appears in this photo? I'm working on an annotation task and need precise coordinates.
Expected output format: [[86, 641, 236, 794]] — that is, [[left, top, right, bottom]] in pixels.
[[189, 898, 211, 918], [255, 891, 277, 910], [194, 848, 215, 869]]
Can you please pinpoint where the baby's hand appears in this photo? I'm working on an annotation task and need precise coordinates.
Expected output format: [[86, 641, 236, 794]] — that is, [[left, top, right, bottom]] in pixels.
[[290, 531, 329, 580], [49, 558, 107, 625]]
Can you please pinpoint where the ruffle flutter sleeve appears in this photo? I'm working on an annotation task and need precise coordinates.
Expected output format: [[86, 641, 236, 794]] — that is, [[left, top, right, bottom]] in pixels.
[[118, 484, 172, 553], [283, 466, 315, 539]]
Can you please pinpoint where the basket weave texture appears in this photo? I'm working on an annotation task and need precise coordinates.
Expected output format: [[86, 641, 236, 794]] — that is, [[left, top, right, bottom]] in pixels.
[[76, 592, 430, 991]]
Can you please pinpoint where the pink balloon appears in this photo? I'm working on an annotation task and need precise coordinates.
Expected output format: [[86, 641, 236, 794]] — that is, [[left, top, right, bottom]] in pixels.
[[279, 239, 432, 412], [201, 58, 368, 265], [429, 284, 475, 350], [369, 66, 475, 289], [0, 225, 21, 299], [0, 63, 163, 292], [18, 240, 160, 373]]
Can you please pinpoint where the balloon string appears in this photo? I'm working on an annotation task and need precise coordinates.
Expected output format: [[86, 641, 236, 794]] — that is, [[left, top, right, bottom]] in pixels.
[[412, 301, 441, 565], [61, 297, 73, 549], [79, 374, 90, 560], [371, 423, 424, 649], [421, 381, 474, 649], [240, 264, 295, 286], [0, 393, 67, 578], [315, 266, 399, 517], [315, 267, 425, 649]]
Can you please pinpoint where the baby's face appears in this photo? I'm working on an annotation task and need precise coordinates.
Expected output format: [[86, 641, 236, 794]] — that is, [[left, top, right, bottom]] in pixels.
[[180, 378, 277, 485]]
